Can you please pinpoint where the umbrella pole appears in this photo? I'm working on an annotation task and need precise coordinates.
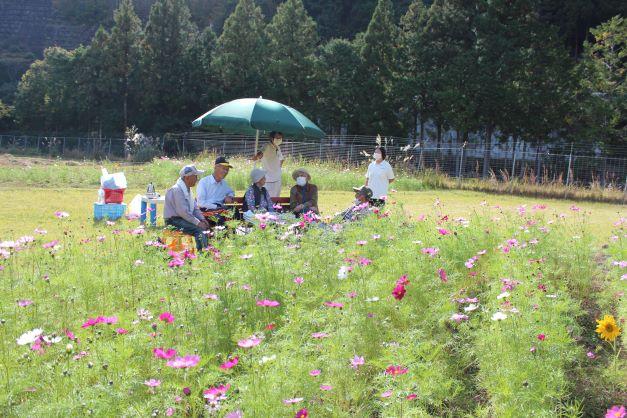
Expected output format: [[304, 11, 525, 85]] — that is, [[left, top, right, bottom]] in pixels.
[[254, 129, 259, 168]]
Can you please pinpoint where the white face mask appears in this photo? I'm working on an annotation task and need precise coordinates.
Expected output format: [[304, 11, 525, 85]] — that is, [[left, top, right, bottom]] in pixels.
[[296, 176, 307, 187], [373, 153, 382, 161], [274, 138, 283, 146]]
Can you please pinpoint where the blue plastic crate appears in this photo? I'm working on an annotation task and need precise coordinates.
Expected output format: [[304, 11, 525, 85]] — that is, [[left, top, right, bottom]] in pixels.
[[94, 203, 127, 221]]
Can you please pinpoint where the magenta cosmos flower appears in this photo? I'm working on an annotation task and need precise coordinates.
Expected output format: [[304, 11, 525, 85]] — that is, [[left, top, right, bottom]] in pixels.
[[159, 312, 175, 323], [385, 365, 408, 376], [54, 211, 69, 218], [392, 284, 406, 301], [153, 347, 177, 359], [17, 300, 33, 307], [220, 356, 239, 370], [295, 409, 308, 418], [166, 354, 200, 369], [81, 316, 117, 328], [323, 301, 344, 308], [421, 247, 439, 257], [256, 299, 280, 307]]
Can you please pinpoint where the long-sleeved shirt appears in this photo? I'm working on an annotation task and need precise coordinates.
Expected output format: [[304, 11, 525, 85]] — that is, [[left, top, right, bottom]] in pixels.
[[196, 174, 235, 209], [164, 182, 204, 225], [243, 184, 275, 213], [289, 184, 319, 214]]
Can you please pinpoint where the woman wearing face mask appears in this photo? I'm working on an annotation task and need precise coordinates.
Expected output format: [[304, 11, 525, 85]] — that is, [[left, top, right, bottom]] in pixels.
[[365, 147, 394, 206], [252, 131, 284, 198], [289, 168, 319, 216]]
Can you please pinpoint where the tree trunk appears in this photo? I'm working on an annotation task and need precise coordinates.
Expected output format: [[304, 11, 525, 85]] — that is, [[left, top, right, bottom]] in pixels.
[[482, 126, 493, 178]]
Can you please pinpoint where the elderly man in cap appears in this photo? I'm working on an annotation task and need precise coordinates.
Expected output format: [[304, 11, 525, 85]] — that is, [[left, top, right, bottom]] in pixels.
[[338, 186, 373, 222], [164, 165, 210, 251], [197, 156, 235, 210], [289, 168, 318, 216]]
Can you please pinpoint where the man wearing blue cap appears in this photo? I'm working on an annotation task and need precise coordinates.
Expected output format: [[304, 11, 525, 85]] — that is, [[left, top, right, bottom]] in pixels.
[[164, 164, 210, 251]]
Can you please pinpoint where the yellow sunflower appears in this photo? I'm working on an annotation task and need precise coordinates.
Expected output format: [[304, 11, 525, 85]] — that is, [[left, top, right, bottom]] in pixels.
[[595, 315, 621, 342]]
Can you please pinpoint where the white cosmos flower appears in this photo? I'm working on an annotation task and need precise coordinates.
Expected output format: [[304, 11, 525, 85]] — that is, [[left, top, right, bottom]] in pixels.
[[464, 304, 479, 312], [16, 328, 43, 346], [496, 291, 510, 299], [337, 266, 349, 280], [259, 354, 276, 365], [491, 312, 508, 321], [42, 335, 62, 344]]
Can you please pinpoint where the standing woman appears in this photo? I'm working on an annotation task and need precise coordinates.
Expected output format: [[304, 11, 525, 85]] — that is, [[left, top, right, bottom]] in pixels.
[[365, 147, 394, 206], [252, 131, 284, 197]]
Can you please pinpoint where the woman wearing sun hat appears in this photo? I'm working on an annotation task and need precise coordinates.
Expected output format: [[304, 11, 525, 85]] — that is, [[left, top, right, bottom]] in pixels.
[[289, 168, 319, 216]]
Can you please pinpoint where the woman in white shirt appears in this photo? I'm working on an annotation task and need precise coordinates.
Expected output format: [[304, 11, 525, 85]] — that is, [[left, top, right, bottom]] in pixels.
[[365, 147, 394, 206], [252, 131, 284, 198]]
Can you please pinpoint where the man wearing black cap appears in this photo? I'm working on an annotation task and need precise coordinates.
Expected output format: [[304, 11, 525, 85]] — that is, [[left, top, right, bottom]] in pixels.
[[197, 156, 235, 210]]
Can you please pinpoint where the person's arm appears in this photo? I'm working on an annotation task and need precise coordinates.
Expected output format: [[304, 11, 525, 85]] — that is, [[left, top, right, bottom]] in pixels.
[[278, 148, 284, 167], [224, 183, 235, 203], [172, 188, 201, 225], [289, 186, 300, 211], [192, 200, 205, 223], [387, 163, 395, 184], [365, 164, 371, 186]]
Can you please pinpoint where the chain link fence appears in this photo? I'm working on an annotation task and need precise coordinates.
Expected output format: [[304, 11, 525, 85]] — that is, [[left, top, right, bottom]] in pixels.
[[1, 133, 626, 190]]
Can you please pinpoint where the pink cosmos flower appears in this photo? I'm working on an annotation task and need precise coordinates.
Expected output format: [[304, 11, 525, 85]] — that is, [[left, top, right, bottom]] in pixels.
[[283, 398, 304, 404], [587, 351, 596, 359], [42, 240, 59, 249], [238, 335, 262, 348], [17, 300, 33, 307], [54, 211, 69, 218], [537, 333, 546, 341], [346, 291, 358, 298], [34, 228, 47, 235], [159, 312, 175, 323], [204, 384, 230, 401], [385, 365, 408, 376], [323, 301, 344, 308], [438, 228, 451, 235], [320, 384, 333, 391], [220, 356, 239, 370], [81, 316, 117, 328], [115, 328, 128, 334], [166, 354, 200, 368], [359, 257, 372, 266], [396, 275, 410, 286], [529, 346, 537, 353], [311, 332, 329, 339], [168, 258, 184, 268], [294, 277, 304, 285], [392, 284, 406, 301], [256, 299, 280, 307], [351, 355, 365, 369], [438, 268, 448, 283], [406, 393, 418, 400], [381, 390, 393, 398], [295, 408, 308, 418], [356, 240, 368, 246], [309, 369, 321, 376], [450, 313, 469, 323], [153, 347, 177, 359], [203, 293, 219, 300], [64, 329, 76, 341], [605, 406, 626, 418], [421, 247, 439, 257], [144, 379, 161, 387], [166, 408, 174, 417]]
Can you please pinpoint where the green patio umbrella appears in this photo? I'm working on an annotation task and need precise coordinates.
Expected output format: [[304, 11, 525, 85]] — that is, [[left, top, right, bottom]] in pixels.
[[191, 97, 325, 153]]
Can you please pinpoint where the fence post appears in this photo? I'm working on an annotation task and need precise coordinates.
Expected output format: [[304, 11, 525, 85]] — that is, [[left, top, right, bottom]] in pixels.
[[319, 140, 323, 160], [457, 142, 466, 185], [566, 143, 573, 186], [511, 142, 517, 179]]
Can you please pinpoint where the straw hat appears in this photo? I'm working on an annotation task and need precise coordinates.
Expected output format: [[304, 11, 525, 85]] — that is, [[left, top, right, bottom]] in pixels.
[[291, 168, 311, 181]]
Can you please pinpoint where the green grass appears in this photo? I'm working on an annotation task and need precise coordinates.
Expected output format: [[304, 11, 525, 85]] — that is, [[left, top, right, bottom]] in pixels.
[[0, 157, 625, 417]]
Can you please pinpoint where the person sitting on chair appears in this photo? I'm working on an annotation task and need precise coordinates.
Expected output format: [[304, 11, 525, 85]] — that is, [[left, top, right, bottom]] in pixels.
[[197, 156, 235, 210], [243, 168, 275, 215], [338, 186, 373, 222], [164, 165, 210, 251], [289, 168, 319, 216]]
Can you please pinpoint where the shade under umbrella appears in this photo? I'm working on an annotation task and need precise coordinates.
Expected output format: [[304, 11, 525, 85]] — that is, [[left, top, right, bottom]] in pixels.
[[192, 97, 325, 145]]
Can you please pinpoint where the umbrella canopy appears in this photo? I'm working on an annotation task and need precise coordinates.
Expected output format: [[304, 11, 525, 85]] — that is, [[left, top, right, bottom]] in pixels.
[[191, 97, 325, 140]]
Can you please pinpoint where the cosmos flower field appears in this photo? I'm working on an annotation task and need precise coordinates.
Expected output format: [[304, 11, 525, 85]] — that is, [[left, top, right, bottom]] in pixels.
[[0, 200, 625, 417]]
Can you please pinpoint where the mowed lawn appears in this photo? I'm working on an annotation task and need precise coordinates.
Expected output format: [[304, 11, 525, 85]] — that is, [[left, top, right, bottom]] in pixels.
[[0, 187, 623, 240]]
